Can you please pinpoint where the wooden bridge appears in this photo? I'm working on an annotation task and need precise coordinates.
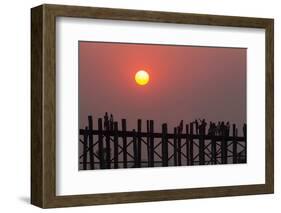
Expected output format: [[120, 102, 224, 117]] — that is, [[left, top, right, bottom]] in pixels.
[[79, 113, 247, 170]]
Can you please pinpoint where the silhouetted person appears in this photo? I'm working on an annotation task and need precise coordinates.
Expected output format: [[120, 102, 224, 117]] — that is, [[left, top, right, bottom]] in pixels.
[[243, 123, 247, 137], [226, 122, 230, 136], [213, 122, 217, 135], [220, 122, 227, 136], [217, 122, 221, 135], [208, 122, 212, 135], [199, 119, 207, 135], [208, 122, 216, 135], [179, 120, 183, 133], [207, 122, 211, 135], [104, 112, 109, 129], [194, 120, 199, 135], [110, 114, 114, 131]]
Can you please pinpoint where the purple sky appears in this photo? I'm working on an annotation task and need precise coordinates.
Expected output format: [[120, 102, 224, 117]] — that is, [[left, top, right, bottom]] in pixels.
[[79, 41, 246, 133]]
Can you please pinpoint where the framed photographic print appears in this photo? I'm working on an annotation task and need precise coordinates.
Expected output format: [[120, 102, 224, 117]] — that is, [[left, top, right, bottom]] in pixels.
[[31, 4, 274, 208]]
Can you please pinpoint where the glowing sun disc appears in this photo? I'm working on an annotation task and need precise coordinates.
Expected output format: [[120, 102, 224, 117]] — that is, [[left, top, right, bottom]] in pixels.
[[135, 70, 150, 86]]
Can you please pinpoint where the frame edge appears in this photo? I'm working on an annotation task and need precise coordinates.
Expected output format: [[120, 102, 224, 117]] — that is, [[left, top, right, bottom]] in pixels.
[[31, 5, 44, 208], [265, 19, 274, 194]]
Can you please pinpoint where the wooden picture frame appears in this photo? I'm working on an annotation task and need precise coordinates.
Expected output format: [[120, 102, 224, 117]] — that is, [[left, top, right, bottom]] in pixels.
[[31, 4, 274, 208]]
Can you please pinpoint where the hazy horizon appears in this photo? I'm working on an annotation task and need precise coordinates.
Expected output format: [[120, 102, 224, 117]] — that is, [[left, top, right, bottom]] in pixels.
[[79, 41, 246, 134]]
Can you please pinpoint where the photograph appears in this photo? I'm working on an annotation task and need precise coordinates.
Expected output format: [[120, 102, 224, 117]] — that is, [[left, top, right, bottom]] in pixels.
[[30, 4, 274, 208], [78, 41, 247, 170]]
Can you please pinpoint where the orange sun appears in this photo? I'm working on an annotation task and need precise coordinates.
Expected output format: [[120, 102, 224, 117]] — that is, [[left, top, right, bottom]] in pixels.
[[135, 70, 150, 86]]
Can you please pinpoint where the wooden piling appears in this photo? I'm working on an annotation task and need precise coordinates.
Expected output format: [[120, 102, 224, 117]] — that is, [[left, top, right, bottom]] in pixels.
[[211, 135, 217, 164], [132, 129, 138, 168], [173, 127, 178, 166], [243, 124, 247, 163], [113, 122, 119, 169], [105, 116, 111, 169], [122, 119, 127, 168], [162, 123, 168, 167], [189, 123, 194, 165], [137, 119, 142, 168], [146, 120, 150, 167], [177, 127, 182, 166], [232, 124, 237, 164], [88, 116, 94, 169], [221, 132, 227, 164], [149, 120, 154, 167], [186, 124, 190, 165], [82, 126, 88, 170], [98, 118, 104, 169], [199, 132, 205, 165]]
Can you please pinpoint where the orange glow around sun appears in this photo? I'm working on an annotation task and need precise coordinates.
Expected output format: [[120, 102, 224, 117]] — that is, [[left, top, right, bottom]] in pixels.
[[135, 70, 150, 86]]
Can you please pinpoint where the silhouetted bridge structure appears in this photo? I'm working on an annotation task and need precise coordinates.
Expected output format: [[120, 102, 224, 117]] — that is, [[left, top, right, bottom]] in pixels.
[[79, 113, 247, 170]]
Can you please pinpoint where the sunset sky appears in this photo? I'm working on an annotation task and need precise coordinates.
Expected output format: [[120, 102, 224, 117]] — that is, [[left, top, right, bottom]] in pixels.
[[79, 41, 246, 133]]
